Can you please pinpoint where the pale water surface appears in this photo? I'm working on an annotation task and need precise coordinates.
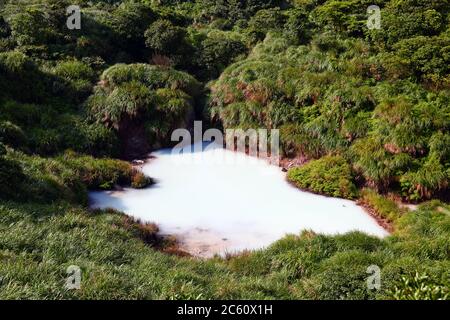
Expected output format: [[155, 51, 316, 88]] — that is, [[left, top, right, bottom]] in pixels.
[[90, 142, 388, 257]]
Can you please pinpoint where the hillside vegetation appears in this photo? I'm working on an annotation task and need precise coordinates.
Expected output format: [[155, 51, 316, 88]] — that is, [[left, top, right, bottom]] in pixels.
[[0, 0, 449, 299]]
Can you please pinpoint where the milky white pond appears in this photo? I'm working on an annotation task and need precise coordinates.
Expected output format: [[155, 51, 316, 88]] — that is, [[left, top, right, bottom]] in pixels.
[[90, 142, 389, 257]]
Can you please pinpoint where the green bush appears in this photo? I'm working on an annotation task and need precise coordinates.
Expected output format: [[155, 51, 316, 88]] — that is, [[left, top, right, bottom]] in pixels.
[[75, 122, 121, 158], [400, 155, 448, 201], [87, 63, 200, 155], [0, 51, 49, 102], [108, 1, 155, 50], [287, 155, 358, 199], [358, 189, 403, 223], [0, 145, 26, 200], [197, 0, 282, 24], [197, 36, 247, 79], [283, 8, 312, 45], [59, 152, 134, 190], [369, 0, 449, 47], [268, 232, 337, 280], [296, 250, 385, 300], [144, 19, 187, 59], [389, 272, 449, 300], [52, 60, 96, 101], [0, 121, 27, 149], [334, 232, 385, 253], [3, 150, 150, 204], [131, 171, 153, 189], [7, 6, 62, 47], [311, 0, 366, 35], [246, 8, 285, 43]]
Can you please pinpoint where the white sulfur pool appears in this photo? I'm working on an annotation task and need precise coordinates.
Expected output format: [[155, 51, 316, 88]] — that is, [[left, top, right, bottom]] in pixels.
[[90, 142, 388, 257]]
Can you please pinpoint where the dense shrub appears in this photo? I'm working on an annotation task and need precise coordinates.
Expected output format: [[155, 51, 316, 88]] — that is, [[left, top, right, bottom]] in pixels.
[[311, 0, 367, 36], [87, 63, 200, 156], [60, 154, 133, 190], [197, 0, 282, 24], [144, 19, 191, 67], [108, 1, 155, 52], [145, 19, 186, 54], [334, 231, 385, 253], [287, 155, 358, 199], [7, 6, 62, 47], [0, 144, 25, 200], [197, 36, 247, 79], [209, 11, 450, 200], [52, 60, 96, 101], [389, 272, 449, 300], [358, 189, 404, 223], [131, 171, 153, 189], [267, 232, 338, 280], [0, 51, 50, 102], [283, 8, 312, 45], [246, 8, 286, 43], [368, 0, 449, 47], [0, 121, 27, 149], [296, 250, 385, 300], [2, 150, 150, 204]]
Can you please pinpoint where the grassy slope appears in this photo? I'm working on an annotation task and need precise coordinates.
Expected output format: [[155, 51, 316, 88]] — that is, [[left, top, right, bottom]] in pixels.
[[0, 197, 448, 299]]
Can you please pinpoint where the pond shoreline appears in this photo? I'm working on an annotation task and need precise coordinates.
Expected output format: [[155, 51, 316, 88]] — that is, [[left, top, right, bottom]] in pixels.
[[91, 142, 389, 258], [132, 148, 396, 236]]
